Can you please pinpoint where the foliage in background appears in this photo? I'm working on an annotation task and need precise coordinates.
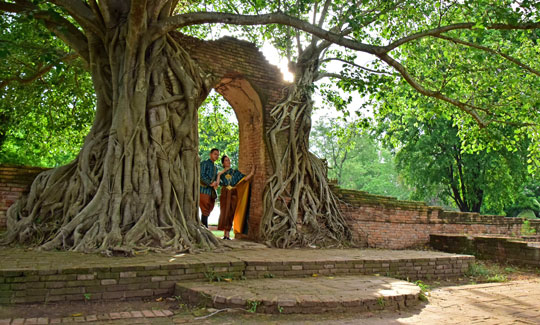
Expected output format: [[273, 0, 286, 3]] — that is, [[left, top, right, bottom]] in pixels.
[[332, 2, 540, 174], [198, 91, 239, 167], [375, 110, 530, 213], [0, 12, 238, 169], [0, 13, 95, 167], [310, 116, 411, 200], [504, 178, 540, 218], [341, 13, 540, 214]]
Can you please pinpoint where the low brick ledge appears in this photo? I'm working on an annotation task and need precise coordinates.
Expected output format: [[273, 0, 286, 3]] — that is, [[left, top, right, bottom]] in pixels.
[[175, 275, 421, 314], [0, 248, 474, 305], [0, 309, 173, 324], [430, 234, 540, 268]]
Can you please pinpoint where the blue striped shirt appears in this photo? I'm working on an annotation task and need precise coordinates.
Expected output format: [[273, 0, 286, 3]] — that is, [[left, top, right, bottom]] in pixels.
[[200, 159, 217, 195]]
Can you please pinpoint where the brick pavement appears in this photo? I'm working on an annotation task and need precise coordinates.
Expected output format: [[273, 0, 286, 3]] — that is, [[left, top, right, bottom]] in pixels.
[[0, 309, 173, 324], [176, 275, 421, 314], [1, 276, 539, 323], [0, 244, 473, 305], [396, 279, 540, 324], [101, 278, 540, 324]]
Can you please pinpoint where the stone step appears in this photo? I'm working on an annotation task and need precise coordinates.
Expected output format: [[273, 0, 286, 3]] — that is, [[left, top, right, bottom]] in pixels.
[[0, 247, 472, 304], [175, 275, 421, 314]]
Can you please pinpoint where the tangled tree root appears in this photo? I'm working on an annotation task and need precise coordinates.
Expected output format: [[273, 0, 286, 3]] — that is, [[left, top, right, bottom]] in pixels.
[[1, 32, 219, 253], [261, 52, 354, 248]]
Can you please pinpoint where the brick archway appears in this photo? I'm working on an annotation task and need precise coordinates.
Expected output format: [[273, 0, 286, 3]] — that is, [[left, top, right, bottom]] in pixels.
[[214, 77, 266, 239], [177, 33, 290, 241]]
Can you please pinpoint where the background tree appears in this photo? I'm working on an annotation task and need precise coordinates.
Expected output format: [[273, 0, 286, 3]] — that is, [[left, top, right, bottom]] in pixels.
[[0, 0, 538, 252], [377, 111, 529, 213], [198, 91, 239, 165], [504, 178, 540, 218], [310, 115, 411, 199], [0, 13, 95, 167]]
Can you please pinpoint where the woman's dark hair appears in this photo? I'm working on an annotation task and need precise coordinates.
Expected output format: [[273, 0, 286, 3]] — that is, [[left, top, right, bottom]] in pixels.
[[221, 155, 229, 165]]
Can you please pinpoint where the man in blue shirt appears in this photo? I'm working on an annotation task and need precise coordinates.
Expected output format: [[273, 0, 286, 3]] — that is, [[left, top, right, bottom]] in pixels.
[[199, 148, 219, 228]]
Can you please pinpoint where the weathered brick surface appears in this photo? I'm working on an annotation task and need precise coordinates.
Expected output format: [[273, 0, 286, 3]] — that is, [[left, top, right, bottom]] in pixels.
[[176, 275, 421, 314], [334, 185, 540, 249], [430, 234, 540, 267], [0, 247, 472, 305], [0, 165, 50, 229]]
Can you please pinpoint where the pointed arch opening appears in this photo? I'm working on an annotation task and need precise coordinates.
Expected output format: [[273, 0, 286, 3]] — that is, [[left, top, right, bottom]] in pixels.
[[198, 76, 267, 241]]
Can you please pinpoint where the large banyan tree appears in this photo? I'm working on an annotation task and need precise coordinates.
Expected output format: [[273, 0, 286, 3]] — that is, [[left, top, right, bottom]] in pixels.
[[1, 0, 539, 252]]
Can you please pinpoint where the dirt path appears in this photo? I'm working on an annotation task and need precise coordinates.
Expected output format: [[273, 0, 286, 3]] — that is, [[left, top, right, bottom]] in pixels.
[[2, 278, 540, 324]]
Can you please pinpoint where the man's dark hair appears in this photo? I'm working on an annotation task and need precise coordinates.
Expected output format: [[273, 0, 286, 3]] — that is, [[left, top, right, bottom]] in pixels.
[[221, 155, 229, 164], [210, 148, 219, 154]]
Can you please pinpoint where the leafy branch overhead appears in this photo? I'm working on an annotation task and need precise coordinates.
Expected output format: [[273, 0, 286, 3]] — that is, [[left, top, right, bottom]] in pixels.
[[1, 2, 536, 114], [2, 1, 538, 155]]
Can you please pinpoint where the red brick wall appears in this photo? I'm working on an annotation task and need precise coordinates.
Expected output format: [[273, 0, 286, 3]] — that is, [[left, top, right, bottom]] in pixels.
[[0, 164, 49, 229], [335, 187, 539, 249], [430, 234, 540, 267]]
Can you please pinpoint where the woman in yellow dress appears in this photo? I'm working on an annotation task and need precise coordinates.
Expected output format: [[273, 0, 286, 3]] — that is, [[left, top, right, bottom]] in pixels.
[[216, 155, 255, 240]]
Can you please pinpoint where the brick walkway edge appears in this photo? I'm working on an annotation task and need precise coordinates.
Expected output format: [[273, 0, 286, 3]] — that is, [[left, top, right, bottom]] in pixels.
[[0, 247, 474, 304], [0, 309, 173, 324]]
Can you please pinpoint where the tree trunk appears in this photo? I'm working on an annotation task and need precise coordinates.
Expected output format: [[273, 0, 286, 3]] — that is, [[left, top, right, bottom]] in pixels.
[[1, 22, 219, 253], [261, 47, 354, 248]]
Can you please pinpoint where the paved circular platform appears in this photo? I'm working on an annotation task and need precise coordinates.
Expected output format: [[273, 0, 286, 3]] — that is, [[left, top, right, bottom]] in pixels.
[[176, 275, 421, 314]]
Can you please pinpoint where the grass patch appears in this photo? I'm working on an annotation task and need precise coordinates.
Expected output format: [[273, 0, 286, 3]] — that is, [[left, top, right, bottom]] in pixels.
[[415, 280, 430, 302], [210, 230, 235, 239], [465, 261, 512, 283], [486, 274, 508, 282], [465, 262, 492, 277]]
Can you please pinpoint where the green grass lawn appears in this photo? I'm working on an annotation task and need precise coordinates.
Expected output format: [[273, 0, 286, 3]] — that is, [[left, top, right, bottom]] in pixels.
[[210, 228, 235, 239]]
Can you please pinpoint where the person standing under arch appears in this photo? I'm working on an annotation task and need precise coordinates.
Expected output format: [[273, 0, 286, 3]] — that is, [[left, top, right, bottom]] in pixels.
[[216, 155, 255, 240], [200, 148, 219, 228]]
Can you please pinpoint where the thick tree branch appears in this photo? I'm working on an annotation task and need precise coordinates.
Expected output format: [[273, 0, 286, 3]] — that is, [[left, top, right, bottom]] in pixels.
[[87, 0, 105, 28], [383, 21, 540, 53], [0, 1, 90, 62], [37, 13, 90, 63], [222, 0, 261, 44], [295, 29, 303, 56], [311, 0, 318, 25], [434, 34, 540, 77], [320, 57, 393, 75], [150, 12, 378, 54], [49, 0, 104, 39], [127, 0, 147, 49], [317, 0, 331, 28], [315, 72, 347, 81], [0, 0, 32, 12]]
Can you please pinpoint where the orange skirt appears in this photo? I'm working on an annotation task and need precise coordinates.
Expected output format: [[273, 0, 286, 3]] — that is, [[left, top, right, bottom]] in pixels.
[[199, 193, 215, 216]]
